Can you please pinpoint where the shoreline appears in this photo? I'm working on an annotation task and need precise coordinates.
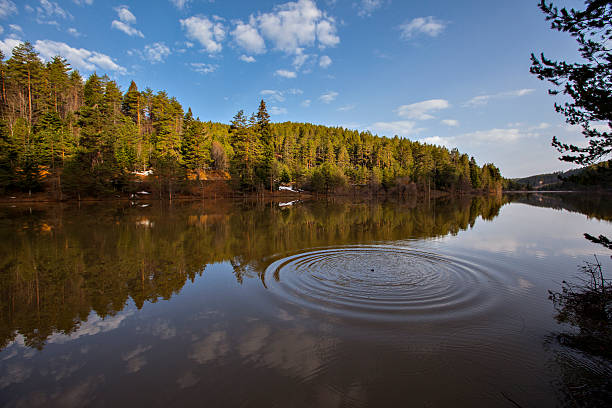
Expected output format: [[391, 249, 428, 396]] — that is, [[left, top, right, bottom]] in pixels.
[[0, 188, 503, 204]]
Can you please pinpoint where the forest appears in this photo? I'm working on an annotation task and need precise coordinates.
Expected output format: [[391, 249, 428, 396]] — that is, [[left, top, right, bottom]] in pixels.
[[509, 160, 612, 191], [0, 42, 504, 199]]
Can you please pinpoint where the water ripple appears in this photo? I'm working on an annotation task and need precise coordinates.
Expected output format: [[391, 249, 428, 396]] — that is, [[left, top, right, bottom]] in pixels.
[[265, 245, 503, 321]]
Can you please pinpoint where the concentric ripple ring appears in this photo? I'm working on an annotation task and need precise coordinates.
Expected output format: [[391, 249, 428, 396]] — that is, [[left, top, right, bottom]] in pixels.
[[264, 245, 501, 321]]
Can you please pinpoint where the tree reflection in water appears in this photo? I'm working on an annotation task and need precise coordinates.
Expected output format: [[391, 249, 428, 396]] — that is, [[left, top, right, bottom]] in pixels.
[[0, 196, 508, 351]]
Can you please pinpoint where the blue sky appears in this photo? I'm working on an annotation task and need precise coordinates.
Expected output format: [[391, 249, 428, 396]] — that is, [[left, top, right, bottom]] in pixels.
[[0, 0, 592, 177]]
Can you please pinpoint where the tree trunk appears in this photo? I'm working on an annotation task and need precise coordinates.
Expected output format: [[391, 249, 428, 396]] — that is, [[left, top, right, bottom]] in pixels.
[[27, 70, 32, 125]]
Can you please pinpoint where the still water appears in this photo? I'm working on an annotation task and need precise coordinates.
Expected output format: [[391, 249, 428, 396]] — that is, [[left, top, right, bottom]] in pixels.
[[1, 194, 611, 407]]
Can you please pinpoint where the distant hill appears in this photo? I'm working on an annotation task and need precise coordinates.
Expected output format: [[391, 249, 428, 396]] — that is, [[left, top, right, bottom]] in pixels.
[[509, 192, 612, 221], [511, 160, 612, 191], [512, 168, 582, 190]]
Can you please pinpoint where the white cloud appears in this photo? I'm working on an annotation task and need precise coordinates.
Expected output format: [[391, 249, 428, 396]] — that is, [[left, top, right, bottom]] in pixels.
[[258, 0, 318, 53], [111, 5, 143, 38], [0, 27, 3, 35], [170, 0, 191, 9], [338, 104, 355, 111], [112, 20, 144, 38], [144, 42, 171, 63], [315, 18, 340, 48], [232, 19, 266, 54], [462, 128, 525, 143], [270, 106, 288, 115], [260, 88, 303, 104], [275, 69, 297, 78], [357, 0, 383, 17], [67, 27, 81, 37], [441, 119, 459, 127], [39, 0, 70, 19], [319, 55, 332, 68], [420, 136, 456, 147], [292, 50, 312, 69], [240, 54, 256, 63], [115, 5, 136, 23], [301, 99, 311, 107], [0, 37, 21, 56], [370, 120, 423, 137], [35, 0, 72, 25], [590, 122, 611, 133], [73, 0, 94, 5], [234, 0, 339, 56], [395, 99, 449, 120], [529, 122, 551, 130], [465, 88, 535, 107], [0, 0, 17, 19], [453, 123, 549, 147], [190, 62, 217, 74], [466, 95, 490, 106], [399, 16, 446, 39], [82, 53, 124, 73], [34, 39, 127, 74], [509, 89, 534, 97], [261, 89, 286, 102], [180, 16, 225, 53], [319, 90, 338, 103], [8, 23, 21, 32]]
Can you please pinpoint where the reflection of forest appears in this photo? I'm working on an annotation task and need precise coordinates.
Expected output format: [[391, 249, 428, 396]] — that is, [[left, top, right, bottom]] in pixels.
[[0, 196, 508, 350], [507, 192, 612, 222]]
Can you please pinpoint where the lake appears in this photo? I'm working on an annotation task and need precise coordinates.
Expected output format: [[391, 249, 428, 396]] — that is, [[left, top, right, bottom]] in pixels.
[[1, 193, 611, 407]]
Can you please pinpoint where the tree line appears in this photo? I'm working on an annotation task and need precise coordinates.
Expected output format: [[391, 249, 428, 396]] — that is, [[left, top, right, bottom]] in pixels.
[[0, 41, 503, 198]]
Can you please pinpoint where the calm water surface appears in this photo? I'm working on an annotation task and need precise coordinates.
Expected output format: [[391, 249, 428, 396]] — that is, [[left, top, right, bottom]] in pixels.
[[1, 194, 611, 407]]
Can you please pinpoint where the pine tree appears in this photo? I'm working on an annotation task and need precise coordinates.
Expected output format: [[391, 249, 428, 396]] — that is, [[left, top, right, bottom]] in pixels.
[[469, 157, 482, 189], [7, 42, 44, 126], [151, 91, 182, 159], [46, 56, 70, 117], [256, 99, 275, 190], [122, 80, 142, 133], [103, 79, 123, 125], [531, 0, 611, 165], [182, 108, 211, 179], [229, 110, 262, 190]]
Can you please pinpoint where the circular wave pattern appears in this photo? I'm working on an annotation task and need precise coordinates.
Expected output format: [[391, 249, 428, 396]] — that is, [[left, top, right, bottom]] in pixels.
[[265, 246, 500, 321]]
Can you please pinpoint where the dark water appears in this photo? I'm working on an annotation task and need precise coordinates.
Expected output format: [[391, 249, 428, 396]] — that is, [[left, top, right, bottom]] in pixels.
[[1, 194, 611, 407]]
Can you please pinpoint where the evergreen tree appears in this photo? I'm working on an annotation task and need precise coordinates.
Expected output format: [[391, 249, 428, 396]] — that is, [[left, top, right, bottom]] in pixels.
[[122, 80, 142, 133], [229, 110, 263, 190], [7, 42, 44, 125], [531, 0, 612, 165], [256, 99, 275, 190], [45, 56, 70, 117], [182, 108, 211, 179]]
